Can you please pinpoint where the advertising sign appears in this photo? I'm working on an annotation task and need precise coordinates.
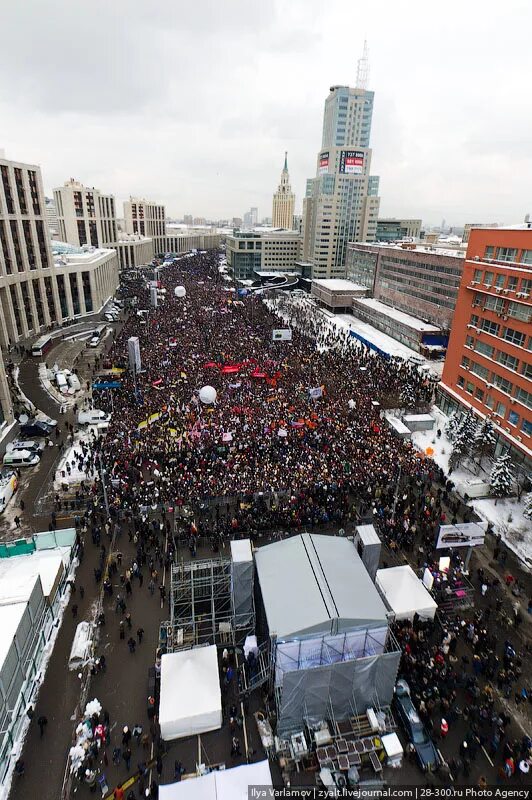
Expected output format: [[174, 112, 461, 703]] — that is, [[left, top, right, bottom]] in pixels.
[[435, 522, 487, 550], [128, 336, 142, 374], [339, 150, 365, 175], [318, 151, 329, 175], [272, 329, 292, 342]]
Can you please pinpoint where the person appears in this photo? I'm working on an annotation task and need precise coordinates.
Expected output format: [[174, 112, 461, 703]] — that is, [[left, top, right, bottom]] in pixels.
[[37, 715, 48, 737], [174, 761, 185, 781], [14, 515, 20, 528], [231, 736, 241, 757], [137, 627, 144, 644], [114, 784, 125, 800], [85, 768, 97, 793], [122, 726, 132, 747], [14, 758, 24, 778], [72, 603, 78, 619], [123, 746, 132, 771], [128, 637, 136, 653]]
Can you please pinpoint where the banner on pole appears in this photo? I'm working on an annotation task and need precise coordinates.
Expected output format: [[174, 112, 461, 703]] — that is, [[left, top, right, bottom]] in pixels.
[[308, 387, 323, 399], [272, 329, 292, 342]]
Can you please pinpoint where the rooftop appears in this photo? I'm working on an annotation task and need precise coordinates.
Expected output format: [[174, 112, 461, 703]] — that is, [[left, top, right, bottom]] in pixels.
[[313, 278, 365, 291], [350, 241, 465, 259], [352, 297, 440, 332], [255, 533, 388, 639]]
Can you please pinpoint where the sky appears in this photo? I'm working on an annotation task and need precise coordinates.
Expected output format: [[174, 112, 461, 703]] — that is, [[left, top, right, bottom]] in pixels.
[[1, 0, 531, 226]]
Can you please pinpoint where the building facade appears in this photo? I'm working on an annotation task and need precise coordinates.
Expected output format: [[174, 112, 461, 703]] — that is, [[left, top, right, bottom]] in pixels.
[[462, 222, 499, 244], [0, 351, 12, 426], [226, 230, 301, 281], [376, 218, 422, 242], [346, 242, 464, 330], [439, 226, 532, 467], [54, 179, 117, 249], [272, 153, 295, 230], [0, 155, 119, 353], [165, 230, 221, 255], [116, 235, 154, 271], [302, 85, 380, 279], [124, 197, 166, 255]]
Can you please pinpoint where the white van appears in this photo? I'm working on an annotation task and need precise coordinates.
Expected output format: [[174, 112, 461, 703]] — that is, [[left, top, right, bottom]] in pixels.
[[77, 409, 111, 426], [3, 450, 40, 467], [67, 373, 81, 392], [55, 371, 69, 393], [0, 471, 18, 513], [10, 440, 45, 455]]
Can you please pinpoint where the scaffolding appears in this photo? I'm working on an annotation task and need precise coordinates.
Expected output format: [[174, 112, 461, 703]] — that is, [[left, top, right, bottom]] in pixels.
[[164, 556, 255, 652]]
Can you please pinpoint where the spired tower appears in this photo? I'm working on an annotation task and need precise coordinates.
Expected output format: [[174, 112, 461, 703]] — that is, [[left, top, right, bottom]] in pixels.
[[272, 152, 296, 229]]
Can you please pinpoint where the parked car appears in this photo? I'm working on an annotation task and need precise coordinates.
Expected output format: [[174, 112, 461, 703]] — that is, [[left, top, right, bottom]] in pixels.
[[77, 409, 111, 426], [3, 450, 40, 468], [9, 440, 45, 455], [35, 413, 57, 428], [20, 420, 54, 438], [393, 680, 440, 771]]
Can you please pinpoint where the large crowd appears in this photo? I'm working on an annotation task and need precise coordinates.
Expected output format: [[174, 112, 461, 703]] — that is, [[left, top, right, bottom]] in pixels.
[[90, 251, 435, 530]]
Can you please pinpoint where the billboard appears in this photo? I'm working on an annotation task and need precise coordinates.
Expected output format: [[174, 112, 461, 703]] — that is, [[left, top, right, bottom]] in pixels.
[[339, 150, 365, 175], [435, 522, 487, 550], [128, 336, 142, 373], [318, 151, 329, 175], [272, 329, 292, 342]]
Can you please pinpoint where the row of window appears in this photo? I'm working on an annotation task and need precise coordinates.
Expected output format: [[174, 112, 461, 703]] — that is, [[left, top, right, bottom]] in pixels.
[[456, 376, 532, 436], [484, 246, 532, 264], [460, 356, 532, 407], [469, 314, 532, 350], [472, 292, 532, 322], [473, 267, 531, 294]]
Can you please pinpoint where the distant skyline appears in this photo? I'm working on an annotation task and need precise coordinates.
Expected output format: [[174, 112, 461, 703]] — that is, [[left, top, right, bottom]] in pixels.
[[1, 0, 531, 226]]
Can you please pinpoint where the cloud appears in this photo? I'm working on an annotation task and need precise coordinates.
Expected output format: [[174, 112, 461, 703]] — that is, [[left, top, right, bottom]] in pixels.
[[0, 0, 530, 223]]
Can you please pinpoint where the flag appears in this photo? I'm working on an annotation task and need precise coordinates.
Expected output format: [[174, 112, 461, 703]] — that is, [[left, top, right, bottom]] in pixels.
[[308, 387, 323, 399]]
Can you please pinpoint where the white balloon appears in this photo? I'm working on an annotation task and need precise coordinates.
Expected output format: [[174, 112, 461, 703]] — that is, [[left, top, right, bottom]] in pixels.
[[174, 286, 186, 298], [199, 385, 217, 405]]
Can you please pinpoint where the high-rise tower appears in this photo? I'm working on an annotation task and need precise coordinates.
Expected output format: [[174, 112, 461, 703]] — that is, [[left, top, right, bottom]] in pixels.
[[272, 152, 295, 230], [302, 47, 381, 279]]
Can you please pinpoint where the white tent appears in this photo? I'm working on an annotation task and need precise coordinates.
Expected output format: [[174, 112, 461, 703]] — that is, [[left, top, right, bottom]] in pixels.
[[375, 565, 438, 621], [159, 645, 222, 741], [159, 760, 273, 800]]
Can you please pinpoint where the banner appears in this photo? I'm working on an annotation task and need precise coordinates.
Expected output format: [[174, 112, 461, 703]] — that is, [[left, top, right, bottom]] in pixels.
[[435, 522, 487, 550], [318, 151, 329, 175], [272, 329, 292, 342], [128, 337, 141, 373], [308, 387, 323, 399]]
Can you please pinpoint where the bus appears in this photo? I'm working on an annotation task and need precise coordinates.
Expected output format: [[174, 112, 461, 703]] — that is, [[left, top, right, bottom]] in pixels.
[[32, 335, 53, 358]]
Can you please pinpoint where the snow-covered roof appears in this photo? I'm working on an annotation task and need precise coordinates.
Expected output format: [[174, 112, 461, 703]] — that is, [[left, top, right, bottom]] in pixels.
[[0, 547, 70, 600], [313, 279, 364, 291], [0, 602, 27, 669], [352, 298, 440, 332]]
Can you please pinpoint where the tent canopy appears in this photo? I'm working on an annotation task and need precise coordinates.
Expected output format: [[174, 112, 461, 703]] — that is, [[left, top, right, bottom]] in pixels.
[[159, 760, 272, 800], [255, 533, 388, 639], [160, 646, 222, 741], [376, 565, 438, 621]]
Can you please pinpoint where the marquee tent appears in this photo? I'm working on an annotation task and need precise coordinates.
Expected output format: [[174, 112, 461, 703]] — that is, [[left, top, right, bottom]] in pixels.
[[159, 760, 272, 800], [375, 565, 438, 621], [159, 645, 222, 741]]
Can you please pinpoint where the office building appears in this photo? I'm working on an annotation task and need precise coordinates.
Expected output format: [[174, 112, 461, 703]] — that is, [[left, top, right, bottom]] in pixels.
[[0, 351, 12, 426], [183, 214, 193, 226], [54, 179, 117, 249], [242, 207, 258, 228], [272, 153, 295, 230], [376, 218, 422, 242], [302, 83, 380, 279], [462, 222, 500, 243], [165, 229, 221, 255], [116, 234, 154, 270], [0, 155, 119, 350], [292, 214, 303, 234], [346, 242, 464, 330], [226, 230, 301, 281], [124, 197, 166, 255], [439, 226, 532, 467]]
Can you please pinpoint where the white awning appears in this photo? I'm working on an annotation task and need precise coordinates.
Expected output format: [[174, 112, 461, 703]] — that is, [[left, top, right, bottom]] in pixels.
[[159, 760, 273, 800]]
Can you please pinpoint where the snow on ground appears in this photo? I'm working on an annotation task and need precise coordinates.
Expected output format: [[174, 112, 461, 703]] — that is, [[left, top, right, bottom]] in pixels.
[[53, 433, 95, 490], [410, 406, 531, 568]]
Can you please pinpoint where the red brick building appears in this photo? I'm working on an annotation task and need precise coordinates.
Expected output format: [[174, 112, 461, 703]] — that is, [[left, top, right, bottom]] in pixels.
[[439, 226, 532, 468]]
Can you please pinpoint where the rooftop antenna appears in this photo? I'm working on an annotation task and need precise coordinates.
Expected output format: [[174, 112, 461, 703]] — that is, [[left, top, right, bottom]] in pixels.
[[356, 40, 370, 90]]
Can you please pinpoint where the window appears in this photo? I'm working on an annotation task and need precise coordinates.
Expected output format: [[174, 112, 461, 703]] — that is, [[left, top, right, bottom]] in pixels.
[[473, 268, 482, 282], [480, 318, 499, 336], [507, 276, 518, 291], [515, 387, 532, 410], [475, 387, 484, 401], [484, 246, 495, 259], [483, 271, 494, 286], [521, 362, 532, 380], [485, 394, 494, 410], [508, 410, 520, 426], [474, 340, 494, 359], [472, 292, 483, 307], [492, 374, 513, 394], [522, 419, 532, 436], [495, 274, 505, 288], [465, 335, 474, 348], [457, 375, 465, 388], [496, 247, 517, 262], [461, 355, 470, 368], [483, 295, 505, 313], [521, 250, 532, 265], [507, 301, 531, 323], [466, 381, 474, 394], [470, 361, 489, 379], [495, 401, 506, 417], [520, 279, 531, 295], [496, 351, 519, 371], [503, 327, 525, 347]]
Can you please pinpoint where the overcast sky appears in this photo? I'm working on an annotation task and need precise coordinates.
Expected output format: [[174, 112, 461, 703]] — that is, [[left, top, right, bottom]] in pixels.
[[1, 0, 531, 226]]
